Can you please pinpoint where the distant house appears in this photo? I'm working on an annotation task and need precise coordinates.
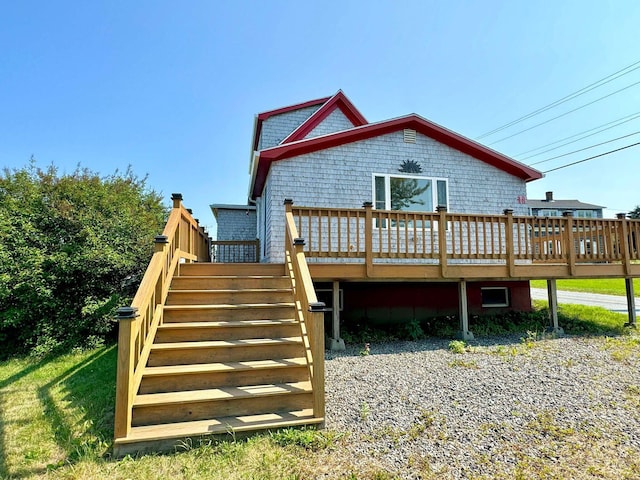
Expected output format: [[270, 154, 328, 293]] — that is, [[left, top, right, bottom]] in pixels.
[[527, 191, 604, 218]]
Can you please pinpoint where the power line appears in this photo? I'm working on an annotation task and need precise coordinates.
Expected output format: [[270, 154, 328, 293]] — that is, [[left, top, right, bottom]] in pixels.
[[543, 141, 640, 173], [488, 78, 640, 146], [477, 59, 640, 139], [530, 130, 640, 165], [517, 111, 640, 159]]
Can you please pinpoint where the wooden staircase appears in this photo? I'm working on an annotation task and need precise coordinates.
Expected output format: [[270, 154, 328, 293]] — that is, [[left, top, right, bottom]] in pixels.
[[113, 263, 323, 455]]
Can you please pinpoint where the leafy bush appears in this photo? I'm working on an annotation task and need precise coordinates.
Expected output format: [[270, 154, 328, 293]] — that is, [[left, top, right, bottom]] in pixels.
[[0, 162, 167, 358]]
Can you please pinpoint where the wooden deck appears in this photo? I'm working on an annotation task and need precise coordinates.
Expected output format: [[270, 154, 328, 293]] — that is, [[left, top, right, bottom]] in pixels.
[[113, 197, 638, 455], [288, 204, 640, 281]]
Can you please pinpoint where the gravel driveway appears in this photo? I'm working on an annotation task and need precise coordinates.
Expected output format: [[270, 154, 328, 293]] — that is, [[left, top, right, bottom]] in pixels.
[[319, 335, 640, 479]]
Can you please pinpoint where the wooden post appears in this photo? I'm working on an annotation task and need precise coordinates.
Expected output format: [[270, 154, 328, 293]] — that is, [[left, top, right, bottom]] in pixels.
[[503, 209, 515, 278], [171, 193, 182, 254], [363, 202, 373, 278], [563, 212, 576, 276], [113, 307, 139, 440], [309, 302, 326, 424], [154, 236, 168, 315], [625, 278, 637, 328], [458, 280, 474, 340], [329, 281, 345, 350], [437, 206, 448, 278], [617, 213, 632, 275], [546, 279, 564, 334]]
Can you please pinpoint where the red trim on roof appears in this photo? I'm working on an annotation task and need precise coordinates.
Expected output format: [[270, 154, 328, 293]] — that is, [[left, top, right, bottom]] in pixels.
[[251, 114, 543, 199], [252, 96, 331, 151], [280, 91, 368, 144]]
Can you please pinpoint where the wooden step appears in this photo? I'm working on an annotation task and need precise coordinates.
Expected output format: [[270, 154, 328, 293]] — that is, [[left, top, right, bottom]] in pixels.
[[114, 409, 323, 456], [166, 288, 293, 305], [171, 275, 291, 290], [155, 319, 300, 343], [162, 303, 296, 322], [139, 358, 309, 394], [178, 263, 286, 277], [147, 337, 305, 366], [132, 381, 313, 426]]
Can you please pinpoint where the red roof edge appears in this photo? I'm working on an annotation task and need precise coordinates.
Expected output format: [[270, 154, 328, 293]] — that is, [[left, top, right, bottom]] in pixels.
[[252, 96, 331, 151], [251, 114, 543, 199], [281, 91, 368, 144]]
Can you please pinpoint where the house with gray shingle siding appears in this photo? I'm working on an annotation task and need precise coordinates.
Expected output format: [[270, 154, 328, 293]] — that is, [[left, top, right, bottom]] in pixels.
[[211, 91, 545, 334]]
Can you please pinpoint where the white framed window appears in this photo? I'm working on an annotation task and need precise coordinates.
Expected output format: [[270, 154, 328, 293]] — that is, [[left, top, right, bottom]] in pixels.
[[481, 287, 509, 307], [373, 174, 448, 228], [373, 174, 448, 213], [539, 209, 562, 217], [574, 210, 595, 218]]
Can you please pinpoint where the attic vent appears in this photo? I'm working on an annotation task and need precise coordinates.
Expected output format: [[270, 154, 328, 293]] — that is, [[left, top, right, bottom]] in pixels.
[[403, 129, 417, 143]]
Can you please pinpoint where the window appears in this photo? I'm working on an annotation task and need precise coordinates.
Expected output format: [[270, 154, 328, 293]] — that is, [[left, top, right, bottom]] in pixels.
[[538, 209, 562, 217], [373, 174, 448, 213], [481, 287, 509, 307], [575, 210, 595, 218]]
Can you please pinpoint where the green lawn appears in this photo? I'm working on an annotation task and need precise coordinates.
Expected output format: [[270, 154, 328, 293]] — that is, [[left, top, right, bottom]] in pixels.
[[530, 278, 640, 296], [0, 345, 345, 480]]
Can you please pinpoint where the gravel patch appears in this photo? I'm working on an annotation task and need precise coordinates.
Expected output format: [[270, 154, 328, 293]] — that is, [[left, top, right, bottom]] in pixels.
[[321, 334, 640, 479]]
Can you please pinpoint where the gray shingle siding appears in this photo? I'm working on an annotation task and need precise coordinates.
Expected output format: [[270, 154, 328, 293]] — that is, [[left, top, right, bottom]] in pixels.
[[260, 130, 528, 262], [303, 109, 354, 139], [215, 208, 257, 241], [258, 106, 321, 150]]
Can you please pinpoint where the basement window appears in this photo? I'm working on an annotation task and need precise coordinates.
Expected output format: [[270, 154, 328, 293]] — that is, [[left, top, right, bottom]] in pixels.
[[481, 287, 509, 307]]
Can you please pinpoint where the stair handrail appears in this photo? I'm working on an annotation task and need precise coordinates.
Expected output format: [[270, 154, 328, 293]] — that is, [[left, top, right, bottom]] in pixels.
[[114, 194, 211, 441], [284, 199, 325, 422]]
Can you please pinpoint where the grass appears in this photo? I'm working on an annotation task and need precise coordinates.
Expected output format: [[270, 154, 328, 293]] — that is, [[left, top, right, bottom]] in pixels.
[[530, 278, 640, 296], [1, 302, 638, 479], [0, 346, 346, 480], [533, 300, 630, 335]]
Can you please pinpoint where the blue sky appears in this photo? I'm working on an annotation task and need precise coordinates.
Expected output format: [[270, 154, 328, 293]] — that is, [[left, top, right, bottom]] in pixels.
[[2, 1, 639, 235]]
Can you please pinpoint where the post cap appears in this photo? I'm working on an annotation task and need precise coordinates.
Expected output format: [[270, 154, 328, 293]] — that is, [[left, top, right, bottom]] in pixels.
[[503, 208, 514, 215], [309, 302, 326, 312], [116, 306, 139, 320], [362, 201, 373, 208], [436, 206, 447, 213], [562, 211, 574, 217], [186, 208, 193, 214], [293, 237, 305, 246], [171, 193, 183, 201], [154, 235, 169, 243], [617, 213, 628, 219], [283, 198, 294, 205]]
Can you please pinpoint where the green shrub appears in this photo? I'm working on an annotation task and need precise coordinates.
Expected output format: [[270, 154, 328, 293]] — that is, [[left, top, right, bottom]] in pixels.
[[0, 162, 167, 358]]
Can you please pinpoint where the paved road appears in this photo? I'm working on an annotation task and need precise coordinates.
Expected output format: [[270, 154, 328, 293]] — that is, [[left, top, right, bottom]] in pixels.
[[530, 287, 638, 314]]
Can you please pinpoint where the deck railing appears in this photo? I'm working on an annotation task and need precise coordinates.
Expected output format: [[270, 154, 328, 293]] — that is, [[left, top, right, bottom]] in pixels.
[[284, 200, 325, 422], [114, 194, 211, 441], [211, 239, 260, 263], [290, 204, 640, 273]]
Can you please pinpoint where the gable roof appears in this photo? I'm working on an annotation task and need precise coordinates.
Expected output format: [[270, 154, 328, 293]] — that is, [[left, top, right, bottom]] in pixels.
[[251, 96, 331, 151], [280, 90, 367, 144], [527, 199, 605, 210], [250, 112, 543, 199]]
